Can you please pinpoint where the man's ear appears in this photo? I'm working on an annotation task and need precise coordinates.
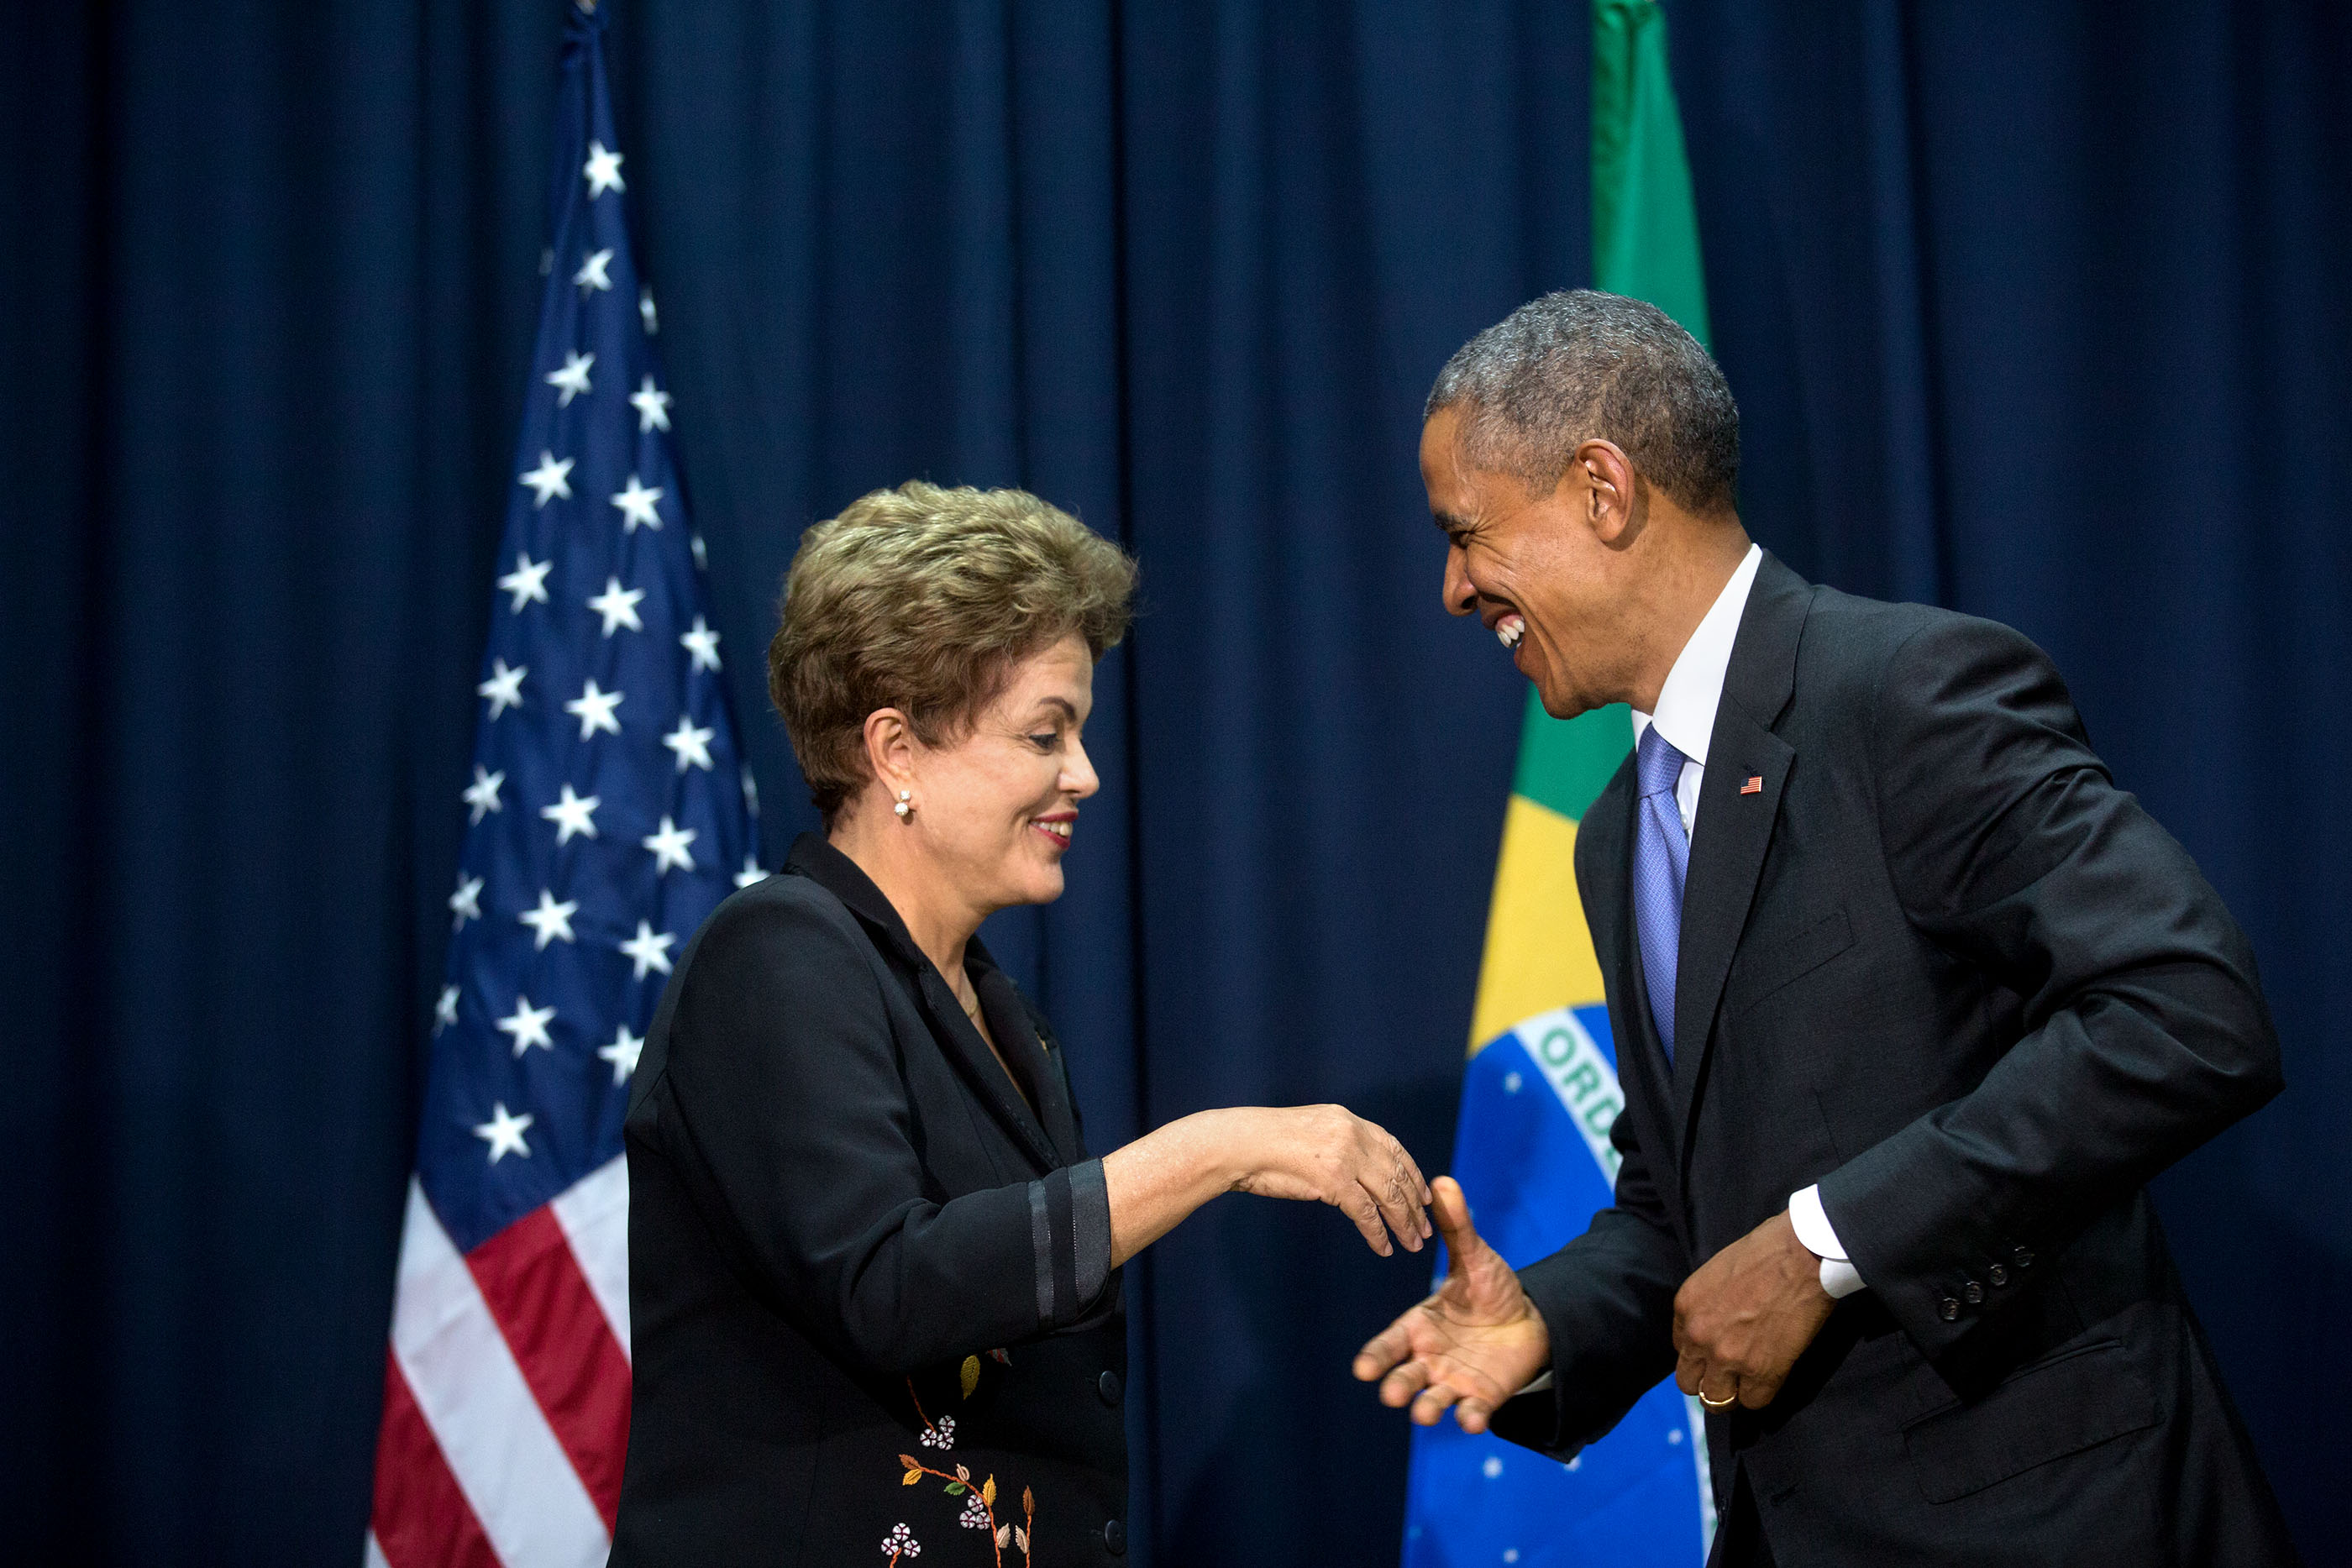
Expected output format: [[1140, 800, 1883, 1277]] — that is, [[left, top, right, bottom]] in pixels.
[[1572, 439, 1641, 545], [862, 708, 918, 797]]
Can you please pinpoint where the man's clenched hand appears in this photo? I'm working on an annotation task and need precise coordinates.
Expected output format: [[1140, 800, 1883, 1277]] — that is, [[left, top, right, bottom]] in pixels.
[[1352, 1177, 1551, 1434], [1672, 1209, 1835, 1409]]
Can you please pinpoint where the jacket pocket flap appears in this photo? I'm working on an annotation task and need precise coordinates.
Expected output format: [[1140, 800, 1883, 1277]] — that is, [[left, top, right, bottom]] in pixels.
[[1903, 1339, 2159, 1503], [1730, 907, 1855, 1015]]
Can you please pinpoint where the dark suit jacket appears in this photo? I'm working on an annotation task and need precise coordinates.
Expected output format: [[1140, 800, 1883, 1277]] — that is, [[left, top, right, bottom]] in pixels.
[[1492, 553, 2297, 1565], [610, 834, 1130, 1568]]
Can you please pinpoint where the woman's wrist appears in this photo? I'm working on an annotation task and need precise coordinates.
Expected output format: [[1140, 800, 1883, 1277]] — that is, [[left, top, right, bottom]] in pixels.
[[1104, 1109, 1241, 1266], [1168, 1106, 1253, 1198]]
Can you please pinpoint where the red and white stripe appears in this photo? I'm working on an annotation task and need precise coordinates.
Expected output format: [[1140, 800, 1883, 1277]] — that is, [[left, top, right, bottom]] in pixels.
[[367, 1160, 631, 1568]]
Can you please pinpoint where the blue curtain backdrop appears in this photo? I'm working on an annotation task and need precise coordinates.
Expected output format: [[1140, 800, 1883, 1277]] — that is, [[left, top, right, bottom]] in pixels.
[[2, 3, 2344, 1565]]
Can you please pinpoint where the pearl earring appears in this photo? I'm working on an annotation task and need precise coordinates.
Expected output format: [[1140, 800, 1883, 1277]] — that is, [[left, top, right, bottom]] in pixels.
[[894, 789, 912, 819]]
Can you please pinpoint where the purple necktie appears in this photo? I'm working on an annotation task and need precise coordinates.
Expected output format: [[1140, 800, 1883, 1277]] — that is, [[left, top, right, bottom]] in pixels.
[[1633, 724, 1691, 1064]]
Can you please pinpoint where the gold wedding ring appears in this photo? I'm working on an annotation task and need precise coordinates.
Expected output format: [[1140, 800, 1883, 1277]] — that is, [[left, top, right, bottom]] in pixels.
[[1698, 1389, 1738, 1409]]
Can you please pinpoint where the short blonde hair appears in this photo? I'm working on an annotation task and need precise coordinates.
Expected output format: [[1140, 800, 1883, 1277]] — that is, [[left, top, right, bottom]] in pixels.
[[769, 481, 1137, 821]]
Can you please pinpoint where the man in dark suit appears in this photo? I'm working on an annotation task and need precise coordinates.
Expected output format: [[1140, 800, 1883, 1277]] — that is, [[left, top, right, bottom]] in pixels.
[[1355, 291, 2300, 1565]]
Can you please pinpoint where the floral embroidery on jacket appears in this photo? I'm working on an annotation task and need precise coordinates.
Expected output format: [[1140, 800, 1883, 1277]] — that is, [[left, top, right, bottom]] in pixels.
[[896, 1458, 1033, 1567], [894, 1361, 1035, 1565]]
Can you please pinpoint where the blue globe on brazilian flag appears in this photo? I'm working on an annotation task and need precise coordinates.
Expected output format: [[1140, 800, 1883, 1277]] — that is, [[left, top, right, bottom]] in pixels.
[[1403, 3, 1717, 1562]]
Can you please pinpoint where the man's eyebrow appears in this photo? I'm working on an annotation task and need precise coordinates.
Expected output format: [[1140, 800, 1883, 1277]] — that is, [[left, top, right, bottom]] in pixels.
[[1431, 508, 1473, 534]]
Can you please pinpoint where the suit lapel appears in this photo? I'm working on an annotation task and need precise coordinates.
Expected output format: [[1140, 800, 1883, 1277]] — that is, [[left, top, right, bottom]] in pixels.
[[1669, 555, 1812, 1153], [970, 942, 1080, 1164], [916, 962, 1063, 1172], [785, 834, 1063, 1172], [1582, 762, 1690, 1244], [1583, 767, 1665, 1078]]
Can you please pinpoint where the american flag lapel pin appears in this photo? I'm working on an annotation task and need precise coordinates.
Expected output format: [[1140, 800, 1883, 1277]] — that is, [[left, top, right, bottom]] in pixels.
[[1740, 774, 1764, 794]]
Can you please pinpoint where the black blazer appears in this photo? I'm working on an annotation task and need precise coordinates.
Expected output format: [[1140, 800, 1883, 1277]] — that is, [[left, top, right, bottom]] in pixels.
[[610, 834, 1130, 1568], [1493, 553, 2298, 1565]]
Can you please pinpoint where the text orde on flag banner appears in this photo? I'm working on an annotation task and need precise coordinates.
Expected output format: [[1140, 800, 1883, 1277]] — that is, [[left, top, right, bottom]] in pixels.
[[365, 7, 759, 1566], [1401, 2, 1717, 1564]]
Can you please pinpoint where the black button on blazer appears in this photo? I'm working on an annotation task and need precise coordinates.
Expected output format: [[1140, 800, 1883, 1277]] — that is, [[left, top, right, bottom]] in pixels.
[[611, 833, 1127, 1568]]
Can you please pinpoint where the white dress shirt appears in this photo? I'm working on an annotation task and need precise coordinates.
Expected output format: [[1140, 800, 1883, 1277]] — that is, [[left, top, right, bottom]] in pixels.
[[1630, 544, 1866, 1300]]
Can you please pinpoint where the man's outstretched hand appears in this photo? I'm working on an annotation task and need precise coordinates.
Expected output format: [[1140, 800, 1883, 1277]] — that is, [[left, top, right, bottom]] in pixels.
[[1352, 1176, 1550, 1434], [1672, 1209, 1835, 1409]]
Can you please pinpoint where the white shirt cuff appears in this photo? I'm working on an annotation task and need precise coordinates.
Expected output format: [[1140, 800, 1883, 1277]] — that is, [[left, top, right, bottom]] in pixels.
[[1517, 1371, 1554, 1395], [1789, 1184, 1866, 1299]]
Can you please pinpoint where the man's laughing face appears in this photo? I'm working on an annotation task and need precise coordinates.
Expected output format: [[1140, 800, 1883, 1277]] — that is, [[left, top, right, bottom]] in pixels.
[[1421, 403, 1630, 720]]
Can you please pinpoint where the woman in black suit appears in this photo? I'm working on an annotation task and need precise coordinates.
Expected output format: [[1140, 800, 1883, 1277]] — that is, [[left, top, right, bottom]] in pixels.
[[610, 482, 1431, 1568]]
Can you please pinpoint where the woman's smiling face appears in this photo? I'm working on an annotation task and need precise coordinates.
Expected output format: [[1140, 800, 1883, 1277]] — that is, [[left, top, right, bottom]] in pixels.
[[906, 632, 1100, 915]]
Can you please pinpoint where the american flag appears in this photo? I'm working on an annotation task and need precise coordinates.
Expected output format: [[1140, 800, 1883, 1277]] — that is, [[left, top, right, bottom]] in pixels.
[[367, 8, 755, 1564]]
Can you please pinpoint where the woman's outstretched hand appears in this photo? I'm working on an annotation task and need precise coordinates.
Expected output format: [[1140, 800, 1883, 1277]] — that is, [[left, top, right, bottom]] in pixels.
[[1100, 1104, 1431, 1266], [1221, 1104, 1434, 1256], [1352, 1177, 1550, 1434]]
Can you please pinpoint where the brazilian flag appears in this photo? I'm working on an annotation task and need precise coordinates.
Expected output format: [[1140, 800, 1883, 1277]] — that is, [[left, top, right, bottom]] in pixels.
[[1402, 3, 1718, 1563]]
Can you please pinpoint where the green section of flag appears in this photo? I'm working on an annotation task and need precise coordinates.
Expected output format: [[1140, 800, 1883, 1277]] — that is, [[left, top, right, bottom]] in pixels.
[[1591, 0, 1712, 347], [1505, 1, 1714, 819], [1510, 700, 1633, 824]]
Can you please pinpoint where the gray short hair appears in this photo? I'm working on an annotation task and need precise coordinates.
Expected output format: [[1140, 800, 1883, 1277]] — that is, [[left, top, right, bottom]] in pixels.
[[768, 481, 1137, 821], [1425, 290, 1740, 517]]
